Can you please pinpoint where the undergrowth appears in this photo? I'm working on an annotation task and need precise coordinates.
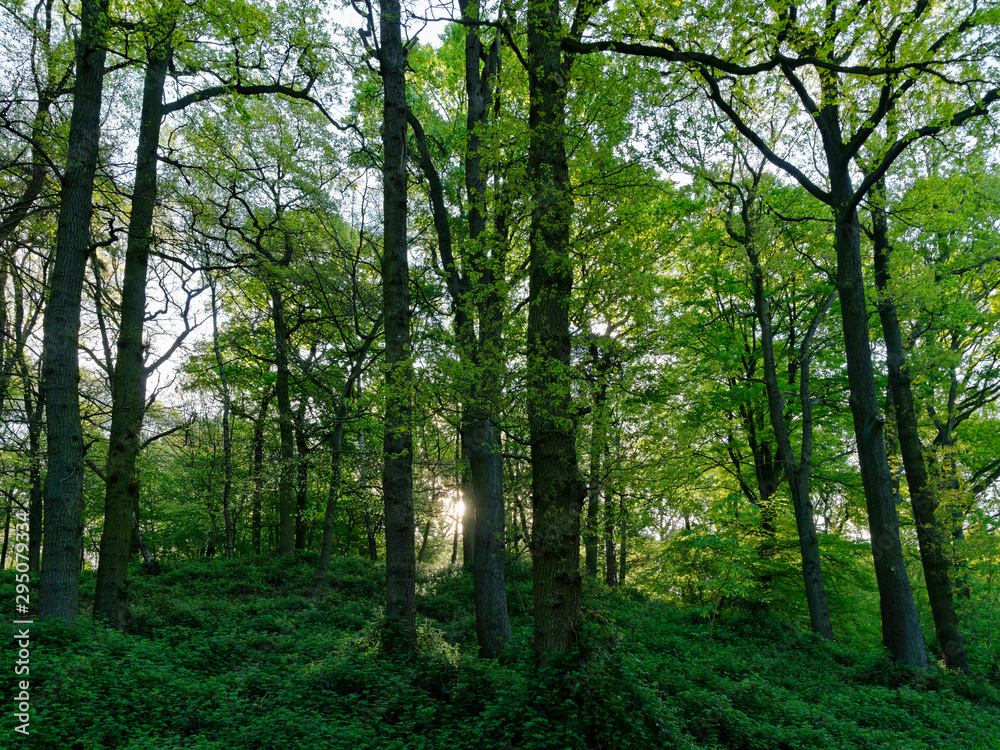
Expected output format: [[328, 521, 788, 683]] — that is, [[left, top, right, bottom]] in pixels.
[[2, 554, 998, 749]]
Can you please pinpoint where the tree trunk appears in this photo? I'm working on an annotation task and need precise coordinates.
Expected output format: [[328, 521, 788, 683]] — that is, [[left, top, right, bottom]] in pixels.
[[619, 493, 628, 586], [461, 436, 475, 564], [272, 283, 296, 555], [310, 401, 347, 598], [527, 0, 583, 663], [295, 400, 310, 550], [379, 0, 416, 652], [585, 359, 608, 577], [468, 418, 511, 656], [745, 236, 834, 640], [459, 10, 511, 658], [250, 391, 270, 557], [829, 159, 927, 667], [39, 0, 110, 622], [417, 520, 432, 562], [363, 510, 376, 559], [23, 362, 44, 573], [132, 512, 159, 575], [0, 492, 11, 569], [604, 493, 617, 587], [749, 438, 781, 579], [871, 180, 968, 672], [208, 276, 235, 559], [933, 439, 972, 600], [94, 27, 172, 626]]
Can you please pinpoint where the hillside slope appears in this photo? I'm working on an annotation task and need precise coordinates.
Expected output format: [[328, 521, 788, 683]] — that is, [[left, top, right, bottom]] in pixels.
[[5, 554, 999, 749]]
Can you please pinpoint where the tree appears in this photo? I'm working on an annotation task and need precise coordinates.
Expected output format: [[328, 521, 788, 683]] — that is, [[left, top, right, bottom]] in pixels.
[[39, 0, 111, 622], [524, 0, 602, 664], [375, 0, 416, 651], [401, 17, 512, 656], [94, 3, 177, 627], [0, 0, 72, 247], [562, 0, 1000, 668], [867, 172, 968, 671], [738, 180, 836, 640]]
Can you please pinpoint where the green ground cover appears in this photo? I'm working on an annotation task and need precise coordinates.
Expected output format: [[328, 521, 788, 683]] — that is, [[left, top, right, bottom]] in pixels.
[[4, 554, 998, 750]]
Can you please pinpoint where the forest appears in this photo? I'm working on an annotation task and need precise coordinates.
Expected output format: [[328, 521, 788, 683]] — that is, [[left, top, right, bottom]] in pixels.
[[1, 0, 999, 746]]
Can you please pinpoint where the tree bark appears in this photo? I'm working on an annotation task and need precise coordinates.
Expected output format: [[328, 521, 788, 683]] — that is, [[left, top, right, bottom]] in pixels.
[[0, 491, 11, 570], [585, 345, 609, 577], [295, 399, 310, 550], [745, 233, 834, 640], [272, 282, 296, 555], [461, 442, 474, 564], [459, 11, 511, 657], [619, 493, 628, 586], [208, 276, 235, 559], [468, 418, 511, 656], [250, 389, 271, 556], [604, 492, 617, 587], [22, 355, 44, 573], [310, 401, 347, 598], [94, 22, 172, 626], [379, 0, 416, 652], [871, 179, 968, 672], [39, 0, 110, 622], [829, 159, 927, 667], [132, 512, 158, 575], [417, 520, 432, 562], [527, 0, 583, 663]]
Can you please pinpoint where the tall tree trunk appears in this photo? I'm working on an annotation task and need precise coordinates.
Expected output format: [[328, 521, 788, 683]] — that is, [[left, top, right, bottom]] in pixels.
[[459, 10, 511, 657], [250, 390, 270, 557], [272, 283, 296, 555], [405, 110, 483, 585], [208, 275, 235, 559], [39, 0, 110, 622], [527, 0, 584, 663], [748, 437, 781, 578], [461, 437, 474, 564], [746, 235, 834, 640], [618, 493, 628, 586], [829, 157, 927, 667], [604, 492, 617, 587], [132, 512, 158, 575], [871, 179, 968, 672], [585, 349, 608, 577], [0, 491, 11, 569], [933, 437, 972, 600], [23, 359, 44, 573], [309, 401, 347, 597], [295, 400, 309, 550], [94, 26, 171, 626], [366, 508, 378, 561], [379, 0, 416, 652], [417, 520, 432, 562], [468, 418, 511, 655]]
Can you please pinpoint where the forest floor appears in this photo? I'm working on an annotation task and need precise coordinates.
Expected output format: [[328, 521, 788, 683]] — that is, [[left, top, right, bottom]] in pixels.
[[4, 553, 999, 749]]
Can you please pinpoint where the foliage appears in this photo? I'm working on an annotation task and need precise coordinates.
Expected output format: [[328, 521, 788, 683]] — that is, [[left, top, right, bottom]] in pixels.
[[4, 555, 998, 749]]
